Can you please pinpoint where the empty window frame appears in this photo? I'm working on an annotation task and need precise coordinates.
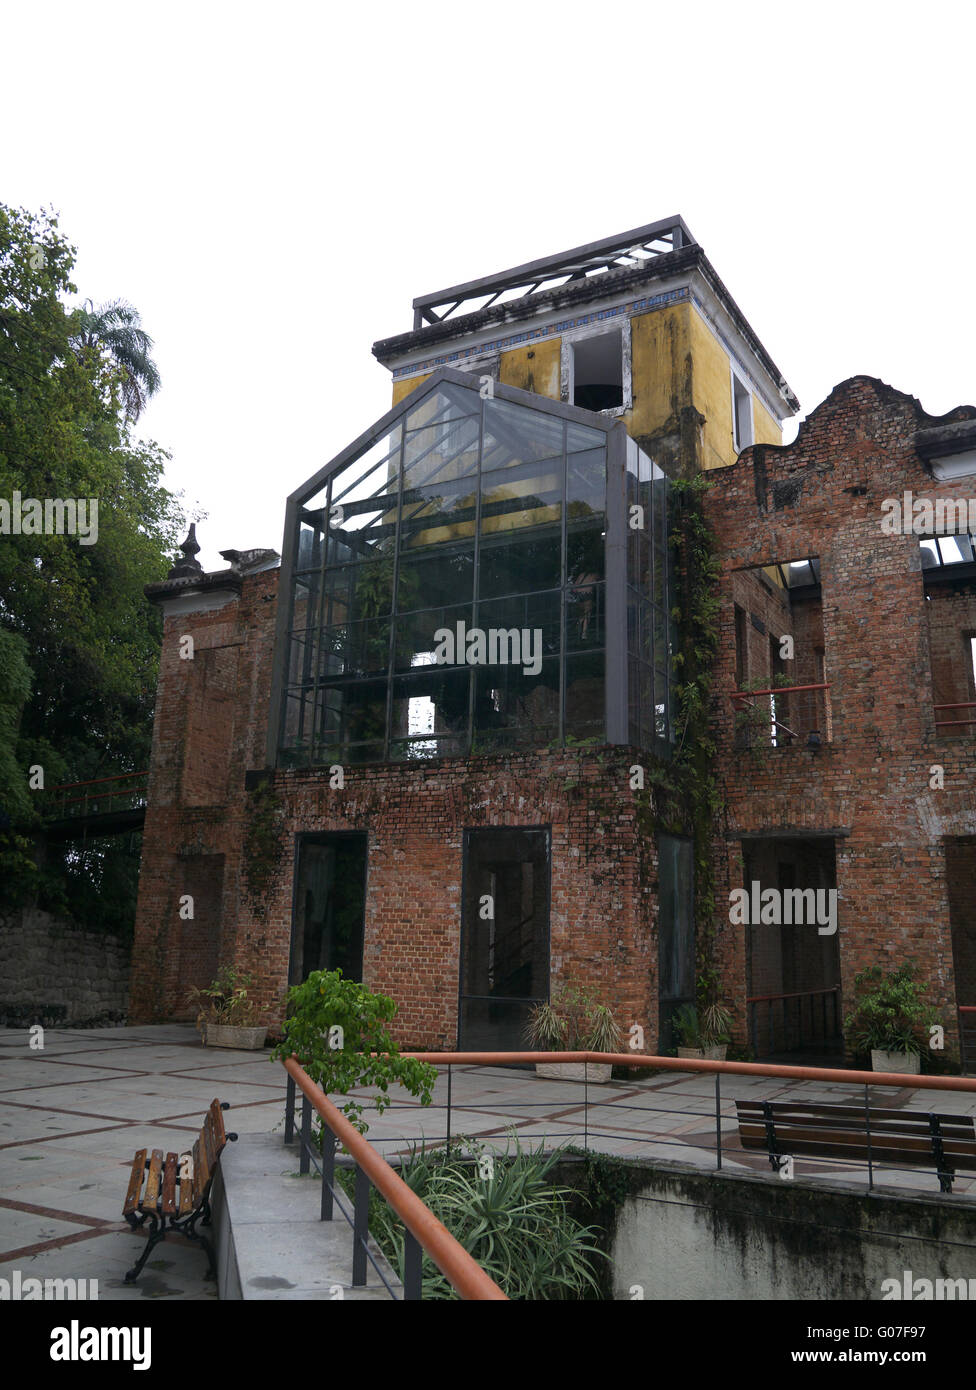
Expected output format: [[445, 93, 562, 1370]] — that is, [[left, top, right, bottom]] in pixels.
[[732, 370, 753, 452], [571, 329, 624, 412]]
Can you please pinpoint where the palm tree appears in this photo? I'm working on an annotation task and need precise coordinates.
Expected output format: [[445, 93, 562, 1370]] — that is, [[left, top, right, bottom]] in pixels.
[[71, 298, 161, 421]]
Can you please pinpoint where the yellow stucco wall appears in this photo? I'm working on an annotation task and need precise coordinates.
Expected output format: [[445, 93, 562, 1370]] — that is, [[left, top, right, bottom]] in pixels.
[[688, 308, 783, 469], [392, 372, 432, 407], [499, 339, 561, 399], [626, 302, 691, 440], [752, 394, 781, 448]]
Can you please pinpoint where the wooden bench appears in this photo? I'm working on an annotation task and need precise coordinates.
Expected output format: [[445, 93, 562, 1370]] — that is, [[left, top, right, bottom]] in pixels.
[[735, 1098, 976, 1193], [122, 1098, 238, 1283]]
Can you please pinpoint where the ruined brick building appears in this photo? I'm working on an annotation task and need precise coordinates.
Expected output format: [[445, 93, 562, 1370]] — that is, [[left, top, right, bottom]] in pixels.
[[130, 217, 976, 1060]]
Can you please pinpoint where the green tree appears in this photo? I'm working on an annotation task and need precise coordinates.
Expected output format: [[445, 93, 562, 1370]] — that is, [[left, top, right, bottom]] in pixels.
[[0, 203, 187, 923], [71, 299, 161, 422]]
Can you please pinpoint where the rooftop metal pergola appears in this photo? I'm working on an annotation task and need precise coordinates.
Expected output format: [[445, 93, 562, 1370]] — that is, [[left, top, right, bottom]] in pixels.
[[411, 216, 696, 330]]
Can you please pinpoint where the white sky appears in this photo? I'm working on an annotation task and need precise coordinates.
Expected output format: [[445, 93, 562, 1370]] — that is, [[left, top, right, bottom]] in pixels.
[[4, 1, 974, 569]]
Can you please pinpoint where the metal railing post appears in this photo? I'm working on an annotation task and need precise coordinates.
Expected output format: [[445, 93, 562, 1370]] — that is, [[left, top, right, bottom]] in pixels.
[[352, 1165, 370, 1286], [403, 1229, 423, 1301], [584, 1065, 589, 1153], [299, 1093, 311, 1175], [284, 1073, 296, 1145], [864, 1084, 874, 1190], [446, 1064, 452, 1153], [321, 1129, 336, 1221], [714, 1071, 722, 1170]]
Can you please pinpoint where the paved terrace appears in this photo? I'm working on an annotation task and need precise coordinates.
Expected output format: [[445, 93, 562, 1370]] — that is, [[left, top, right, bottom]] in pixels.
[[2, 1026, 974, 1300]]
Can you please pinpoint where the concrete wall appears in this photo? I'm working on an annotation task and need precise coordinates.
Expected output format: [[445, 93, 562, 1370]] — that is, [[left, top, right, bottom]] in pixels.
[[0, 908, 130, 1025], [612, 1161, 976, 1300]]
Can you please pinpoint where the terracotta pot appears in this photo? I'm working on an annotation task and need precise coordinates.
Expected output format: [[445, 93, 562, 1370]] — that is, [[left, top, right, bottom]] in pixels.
[[535, 1061, 614, 1083], [871, 1048, 920, 1075], [203, 1023, 267, 1050]]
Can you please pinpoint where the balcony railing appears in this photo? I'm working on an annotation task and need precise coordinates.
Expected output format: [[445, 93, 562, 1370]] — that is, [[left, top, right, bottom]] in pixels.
[[747, 986, 841, 1058], [934, 701, 976, 731], [44, 771, 149, 822], [731, 682, 831, 749]]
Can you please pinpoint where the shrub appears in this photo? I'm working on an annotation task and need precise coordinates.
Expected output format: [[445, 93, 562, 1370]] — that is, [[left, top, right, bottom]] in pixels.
[[270, 968, 437, 1133]]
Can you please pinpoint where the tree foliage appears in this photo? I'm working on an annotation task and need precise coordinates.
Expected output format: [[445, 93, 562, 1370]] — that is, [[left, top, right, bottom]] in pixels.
[[0, 203, 188, 920], [271, 969, 437, 1133]]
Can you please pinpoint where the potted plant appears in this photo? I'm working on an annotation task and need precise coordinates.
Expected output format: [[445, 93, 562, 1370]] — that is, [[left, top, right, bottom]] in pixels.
[[525, 984, 621, 1083], [672, 1002, 733, 1061], [187, 966, 267, 1050], [843, 962, 937, 1074]]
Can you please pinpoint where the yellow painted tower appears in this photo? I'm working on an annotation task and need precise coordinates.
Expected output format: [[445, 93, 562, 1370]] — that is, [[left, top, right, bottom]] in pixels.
[[373, 216, 798, 478]]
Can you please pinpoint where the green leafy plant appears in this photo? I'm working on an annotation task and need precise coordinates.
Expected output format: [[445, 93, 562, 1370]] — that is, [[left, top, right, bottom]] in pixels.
[[672, 1001, 733, 1050], [525, 984, 621, 1053], [843, 962, 938, 1058], [187, 966, 261, 1036], [340, 1134, 606, 1300], [270, 968, 437, 1133]]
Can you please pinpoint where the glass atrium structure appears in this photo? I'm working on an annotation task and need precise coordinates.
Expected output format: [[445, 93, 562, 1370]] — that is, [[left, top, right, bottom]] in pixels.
[[270, 369, 672, 767]]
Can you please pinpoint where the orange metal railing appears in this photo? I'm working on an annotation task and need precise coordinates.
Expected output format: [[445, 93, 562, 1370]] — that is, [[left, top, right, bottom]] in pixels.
[[283, 1056, 507, 1301], [730, 681, 831, 747]]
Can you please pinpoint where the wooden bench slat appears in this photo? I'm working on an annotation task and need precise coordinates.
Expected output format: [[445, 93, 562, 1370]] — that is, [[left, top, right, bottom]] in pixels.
[[192, 1135, 209, 1208], [735, 1100, 968, 1128], [735, 1108, 975, 1140], [123, 1149, 147, 1215], [178, 1153, 195, 1215], [143, 1149, 164, 1211], [211, 1099, 226, 1148], [735, 1098, 976, 1185], [160, 1152, 178, 1214], [202, 1114, 218, 1174]]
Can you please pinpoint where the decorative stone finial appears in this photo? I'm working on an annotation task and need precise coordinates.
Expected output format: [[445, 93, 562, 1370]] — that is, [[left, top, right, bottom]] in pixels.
[[167, 524, 204, 579]]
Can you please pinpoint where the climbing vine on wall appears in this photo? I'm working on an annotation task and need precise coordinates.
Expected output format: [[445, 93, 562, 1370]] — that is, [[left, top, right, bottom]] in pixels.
[[635, 473, 723, 1009]]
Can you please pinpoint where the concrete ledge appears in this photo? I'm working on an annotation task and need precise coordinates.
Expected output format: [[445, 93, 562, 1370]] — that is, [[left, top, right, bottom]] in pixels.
[[212, 1132, 402, 1301]]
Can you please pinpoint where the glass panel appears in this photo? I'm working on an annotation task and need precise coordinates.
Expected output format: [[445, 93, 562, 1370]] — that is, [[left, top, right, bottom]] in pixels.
[[396, 547, 474, 612], [478, 526, 561, 599], [482, 397, 564, 470], [480, 464, 563, 540], [321, 560, 395, 626], [566, 579, 604, 652], [567, 421, 607, 453], [393, 603, 473, 673], [472, 657, 560, 750], [565, 651, 605, 741], [391, 667, 471, 755], [404, 384, 480, 432], [567, 447, 606, 517], [319, 619, 391, 679], [403, 411, 480, 490], [399, 474, 480, 547]]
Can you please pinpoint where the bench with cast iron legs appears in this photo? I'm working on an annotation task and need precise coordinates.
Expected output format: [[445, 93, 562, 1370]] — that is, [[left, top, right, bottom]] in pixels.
[[735, 1098, 976, 1193], [122, 1098, 238, 1283]]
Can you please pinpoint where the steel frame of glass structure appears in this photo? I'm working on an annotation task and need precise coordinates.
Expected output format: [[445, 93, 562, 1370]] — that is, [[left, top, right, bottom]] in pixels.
[[267, 368, 672, 768]]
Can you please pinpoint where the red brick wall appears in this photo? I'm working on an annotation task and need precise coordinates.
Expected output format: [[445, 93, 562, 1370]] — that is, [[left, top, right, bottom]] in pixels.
[[131, 565, 663, 1046], [705, 376, 976, 1054]]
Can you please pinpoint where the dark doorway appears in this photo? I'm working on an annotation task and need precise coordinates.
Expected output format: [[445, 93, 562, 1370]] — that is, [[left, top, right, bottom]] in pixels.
[[459, 827, 550, 1049], [658, 834, 695, 1052], [743, 836, 842, 1061], [290, 833, 367, 985]]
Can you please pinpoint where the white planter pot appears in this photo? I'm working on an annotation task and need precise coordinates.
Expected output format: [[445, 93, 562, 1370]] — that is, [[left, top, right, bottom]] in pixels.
[[203, 1023, 267, 1050], [871, 1049, 920, 1075], [535, 1061, 614, 1083], [677, 1045, 727, 1061]]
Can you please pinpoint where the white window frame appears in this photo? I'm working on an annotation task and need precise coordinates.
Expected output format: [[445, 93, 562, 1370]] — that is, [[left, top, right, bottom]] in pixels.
[[731, 367, 754, 453], [561, 318, 632, 417]]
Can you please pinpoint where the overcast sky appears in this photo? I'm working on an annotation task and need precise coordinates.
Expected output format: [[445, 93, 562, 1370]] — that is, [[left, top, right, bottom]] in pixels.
[[5, 2, 974, 569]]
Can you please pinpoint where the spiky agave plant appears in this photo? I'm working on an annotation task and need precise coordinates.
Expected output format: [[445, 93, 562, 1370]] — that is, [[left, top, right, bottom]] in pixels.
[[355, 1135, 606, 1300]]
